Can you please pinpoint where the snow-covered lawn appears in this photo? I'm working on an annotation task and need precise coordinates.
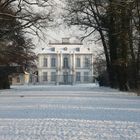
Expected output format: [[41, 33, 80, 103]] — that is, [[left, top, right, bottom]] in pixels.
[[0, 84, 140, 140]]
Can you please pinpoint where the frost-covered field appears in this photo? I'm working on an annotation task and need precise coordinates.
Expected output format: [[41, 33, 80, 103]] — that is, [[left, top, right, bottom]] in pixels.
[[0, 84, 140, 140]]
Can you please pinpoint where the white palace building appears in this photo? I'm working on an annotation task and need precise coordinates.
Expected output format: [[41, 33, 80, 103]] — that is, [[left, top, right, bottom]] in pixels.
[[37, 38, 94, 85]]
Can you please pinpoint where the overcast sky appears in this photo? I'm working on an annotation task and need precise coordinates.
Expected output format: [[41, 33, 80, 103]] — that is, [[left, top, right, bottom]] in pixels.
[[33, 0, 103, 57]]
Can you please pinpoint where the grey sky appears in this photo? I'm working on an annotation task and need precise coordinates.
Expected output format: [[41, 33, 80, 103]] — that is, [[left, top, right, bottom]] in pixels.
[[33, 0, 103, 57]]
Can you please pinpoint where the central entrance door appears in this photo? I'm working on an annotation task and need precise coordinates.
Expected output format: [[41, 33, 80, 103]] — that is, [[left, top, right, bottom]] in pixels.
[[63, 72, 69, 84]]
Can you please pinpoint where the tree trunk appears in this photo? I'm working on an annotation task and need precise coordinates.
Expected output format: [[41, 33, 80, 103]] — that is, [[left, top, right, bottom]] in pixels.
[[135, 0, 140, 89], [0, 75, 10, 89], [117, 1, 129, 91]]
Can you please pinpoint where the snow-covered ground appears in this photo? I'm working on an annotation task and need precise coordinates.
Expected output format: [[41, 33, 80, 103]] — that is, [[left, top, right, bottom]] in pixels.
[[0, 84, 140, 140]]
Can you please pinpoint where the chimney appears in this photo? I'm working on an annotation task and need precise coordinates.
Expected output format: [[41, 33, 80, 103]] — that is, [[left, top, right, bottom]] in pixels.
[[62, 38, 70, 44]]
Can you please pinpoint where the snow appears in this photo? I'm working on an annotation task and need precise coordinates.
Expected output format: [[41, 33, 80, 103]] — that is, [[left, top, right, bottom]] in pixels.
[[37, 43, 93, 55], [0, 84, 140, 139], [0, 119, 139, 140]]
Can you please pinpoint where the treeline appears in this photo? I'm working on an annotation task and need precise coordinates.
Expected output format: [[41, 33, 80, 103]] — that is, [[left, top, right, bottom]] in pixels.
[[0, 0, 53, 89], [64, 0, 140, 92]]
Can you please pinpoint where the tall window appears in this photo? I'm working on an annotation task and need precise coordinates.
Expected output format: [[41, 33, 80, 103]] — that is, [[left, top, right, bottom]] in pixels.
[[76, 58, 81, 67], [63, 57, 69, 68], [51, 72, 56, 81], [76, 72, 81, 81], [43, 72, 48, 81], [84, 57, 89, 68], [51, 58, 56, 67], [16, 76, 20, 83], [43, 58, 48, 67], [84, 72, 89, 82]]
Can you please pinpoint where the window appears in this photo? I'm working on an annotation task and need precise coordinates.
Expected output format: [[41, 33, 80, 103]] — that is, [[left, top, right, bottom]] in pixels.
[[85, 57, 89, 68], [63, 57, 69, 68], [43, 58, 48, 67], [84, 72, 89, 82], [51, 47, 55, 51], [51, 58, 56, 67], [76, 48, 80, 52], [43, 72, 48, 81], [16, 76, 20, 83], [51, 72, 56, 81], [76, 72, 81, 81], [76, 58, 81, 67]]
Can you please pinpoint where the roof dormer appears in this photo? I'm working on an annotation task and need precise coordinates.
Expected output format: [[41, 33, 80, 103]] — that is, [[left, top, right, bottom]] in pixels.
[[62, 38, 70, 44]]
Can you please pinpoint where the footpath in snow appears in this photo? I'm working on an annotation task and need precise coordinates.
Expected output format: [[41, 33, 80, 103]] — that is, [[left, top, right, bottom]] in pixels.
[[0, 84, 140, 140]]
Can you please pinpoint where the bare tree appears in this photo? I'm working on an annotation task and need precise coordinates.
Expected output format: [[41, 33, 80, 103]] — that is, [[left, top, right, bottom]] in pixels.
[[0, 0, 54, 37], [64, 0, 140, 91], [0, 0, 54, 89]]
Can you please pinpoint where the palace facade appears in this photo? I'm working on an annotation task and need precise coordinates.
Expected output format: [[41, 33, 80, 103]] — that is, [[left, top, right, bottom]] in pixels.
[[37, 38, 94, 85]]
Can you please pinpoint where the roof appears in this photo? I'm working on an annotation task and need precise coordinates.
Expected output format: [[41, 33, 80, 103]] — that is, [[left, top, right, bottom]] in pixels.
[[49, 43, 83, 45], [37, 44, 93, 55]]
